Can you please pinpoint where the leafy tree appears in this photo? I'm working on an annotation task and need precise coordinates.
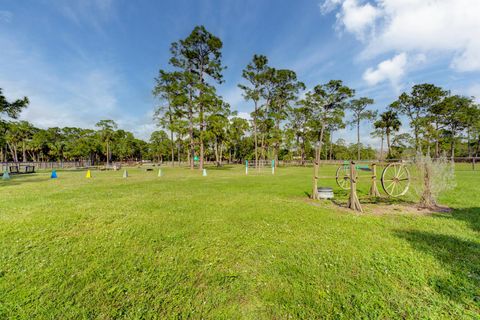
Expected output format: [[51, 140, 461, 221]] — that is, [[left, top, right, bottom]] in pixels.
[[464, 103, 480, 157], [266, 69, 305, 166], [371, 123, 386, 160], [0, 88, 29, 121], [239, 54, 269, 168], [153, 70, 187, 166], [439, 95, 472, 158], [378, 110, 401, 158], [169, 25, 224, 170], [227, 117, 249, 163], [149, 130, 170, 162], [0, 88, 29, 161], [347, 97, 376, 160], [205, 96, 232, 166], [95, 120, 118, 166], [287, 106, 311, 164], [391, 84, 447, 152], [303, 80, 354, 199]]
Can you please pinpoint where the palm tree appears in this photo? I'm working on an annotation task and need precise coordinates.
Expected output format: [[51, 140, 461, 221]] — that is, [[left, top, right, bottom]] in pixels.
[[371, 124, 386, 160], [378, 110, 401, 158], [347, 97, 376, 160]]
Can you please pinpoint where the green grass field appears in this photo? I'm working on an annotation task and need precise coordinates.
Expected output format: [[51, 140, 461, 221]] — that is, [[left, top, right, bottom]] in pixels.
[[1, 165, 479, 319]]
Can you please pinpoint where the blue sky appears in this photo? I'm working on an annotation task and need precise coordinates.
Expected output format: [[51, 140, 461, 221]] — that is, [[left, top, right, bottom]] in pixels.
[[1, 0, 479, 146]]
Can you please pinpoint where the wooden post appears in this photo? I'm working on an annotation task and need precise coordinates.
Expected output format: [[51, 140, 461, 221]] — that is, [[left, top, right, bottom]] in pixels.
[[369, 163, 381, 197], [347, 161, 363, 212]]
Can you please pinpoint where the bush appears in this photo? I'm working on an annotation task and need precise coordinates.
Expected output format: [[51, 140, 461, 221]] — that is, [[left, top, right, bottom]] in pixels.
[[415, 153, 456, 208]]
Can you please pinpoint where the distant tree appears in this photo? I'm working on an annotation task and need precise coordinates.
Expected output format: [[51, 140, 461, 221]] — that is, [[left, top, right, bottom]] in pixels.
[[226, 117, 249, 163], [347, 97, 376, 160], [371, 121, 386, 160], [287, 106, 310, 165], [149, 130, 170, 162], [303, 80, 354, 199], [464, 103, 480, 157], [0, 88, 29, 121], [439, 95, 472, 158], [153, 70, 187, 166], [169, 25, 224, 170], [266, 69, 305, 167], [239, 54, 269, 169], [391, 84, 447, 152], [379, 110, 402, 157], [378, 110, 401, 158], [0, 88, 29, 161], [45, 127, 65, 161], [205, 96, 232, 166], [95, 120, 117, 166]]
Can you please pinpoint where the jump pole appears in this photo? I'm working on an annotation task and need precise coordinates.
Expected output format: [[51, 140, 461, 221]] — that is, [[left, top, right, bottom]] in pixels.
[[369, 162, 381, 197], [347, 161, 362, 212]]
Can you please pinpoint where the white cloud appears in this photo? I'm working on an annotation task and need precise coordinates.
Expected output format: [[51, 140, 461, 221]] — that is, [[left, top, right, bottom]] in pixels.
[[363, 52, 407, 88], [323, 0, 480, 84], [236, 112, 252, 121], [55, 0, 116, 33], [467, 83, 480, 102], [325, 0, 380, 40]]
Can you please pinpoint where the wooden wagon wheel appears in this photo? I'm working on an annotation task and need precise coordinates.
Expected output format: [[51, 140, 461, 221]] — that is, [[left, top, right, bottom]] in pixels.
[[381, 163, 410, 197], [336, 164, 351, 190]]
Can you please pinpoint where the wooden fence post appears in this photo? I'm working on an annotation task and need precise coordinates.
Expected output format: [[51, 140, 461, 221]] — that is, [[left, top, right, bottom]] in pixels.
[[347, 161, 363, 212], [369, 163, 381, 197]]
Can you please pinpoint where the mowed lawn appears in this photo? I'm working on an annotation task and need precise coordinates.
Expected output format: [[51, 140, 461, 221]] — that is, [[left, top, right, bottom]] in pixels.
[[0, 165, 479, 319]]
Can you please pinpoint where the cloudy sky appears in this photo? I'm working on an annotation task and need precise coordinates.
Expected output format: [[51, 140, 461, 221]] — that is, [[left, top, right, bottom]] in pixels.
[[1, 0, 479, 146]]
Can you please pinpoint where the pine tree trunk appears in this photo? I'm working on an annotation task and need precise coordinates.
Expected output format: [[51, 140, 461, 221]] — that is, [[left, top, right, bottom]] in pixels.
[[467, 126, 472, 158], [219, 142, 223, 166], [312, 124, 325, 199], [177, 142, 181, 167], [214, 138, 219, 166], [107, 140, 110, 167], [254, 100, 259, 171], [170, 129, 175, 167], [329, 133, 333, 161], [386, 130, 391, 158], [450, 127, 456, 160], [380, 134, 384, 160], [188, 106, 194, 170], [274, 120, 280, 168], [199, 106, 204, 170], [22, 141, 27, 162], [357, 120, 361, 161], [301, 139, 305, 166]]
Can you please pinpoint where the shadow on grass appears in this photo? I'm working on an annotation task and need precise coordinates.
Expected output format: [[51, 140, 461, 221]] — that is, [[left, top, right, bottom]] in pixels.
[[359, 196, 416, 206], [394, 229, 480, 310], [204, 165, 236, 171], [0, 174, 51, 187], [431, 207, 480, 233]]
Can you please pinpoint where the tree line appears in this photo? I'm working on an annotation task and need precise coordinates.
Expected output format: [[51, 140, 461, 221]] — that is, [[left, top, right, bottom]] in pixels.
[[153, 26, 480, 169], [1, 26, 479, 165]]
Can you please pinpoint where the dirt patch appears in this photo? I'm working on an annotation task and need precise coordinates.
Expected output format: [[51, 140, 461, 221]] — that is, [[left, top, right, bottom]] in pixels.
[[368, 203, 452, 216], [306, 198, 452, 216]]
